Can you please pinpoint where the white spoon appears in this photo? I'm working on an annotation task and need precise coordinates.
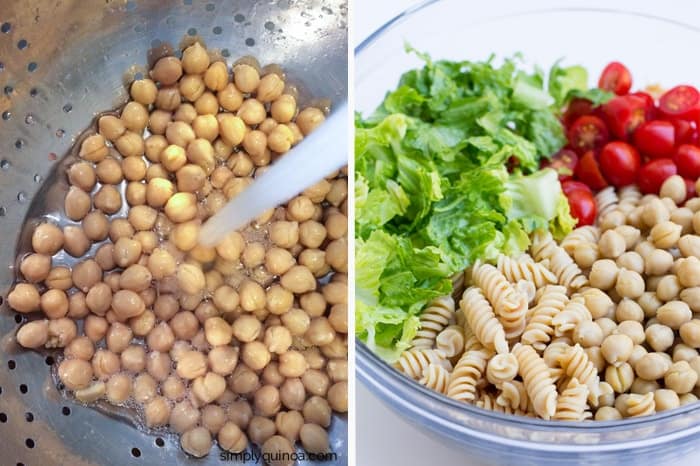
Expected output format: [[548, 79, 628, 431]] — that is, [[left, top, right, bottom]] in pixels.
[[198, 102, 348, 247]]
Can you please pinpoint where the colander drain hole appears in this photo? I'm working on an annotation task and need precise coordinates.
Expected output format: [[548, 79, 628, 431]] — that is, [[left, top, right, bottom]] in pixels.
[[25, 438, 34, 449], [0, 413, 6, 422], [131, 447, 141, 458], [8, 360, 15, 370], [24, 412, 33, 422], [1, 22, 11, 33]]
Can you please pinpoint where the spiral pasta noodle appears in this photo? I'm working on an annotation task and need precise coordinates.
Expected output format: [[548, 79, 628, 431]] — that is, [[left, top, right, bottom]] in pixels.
[[496, 254, 557, 289], [557, 343, 601, 406], [561, 226, 601, 255], [551, 300, 592, 337], [521, 285, 569, 351], [596, 186, 619, 219], [553, 378, 591, 421], [496, 379, 531, 413], [446, 348, 491, 402], [618, 185, 642, 210], [512, 343, 558, 419], [395, 348, 451, 380], [462, 321, 483, 353], [419, 363, 451, 394], [530, 231, 588, 292], [625, 392, 655, 418], [476, 391, 531, 415], [411, 296, 456, 349], [436, 325, 465, 358], [460, 286, 509, 354], [486, 353, 519, 386], [472, 262, 527, 338]]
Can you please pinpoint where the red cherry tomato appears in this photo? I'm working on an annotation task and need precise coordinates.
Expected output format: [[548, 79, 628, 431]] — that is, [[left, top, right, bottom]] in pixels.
[[598, 61, 632, 95], [541, 149, 578, 181], [561, 180, 592, 196], [565, 189, 597, 226], [567, 116, 610, 155], [637, 158, 677, 194], [599, 141, 641, 187], [633, 120, 676, 159], [674, 144, 700, 179], [671, 119, 698, 145], [563, 98, 594, 128], [659, 85, 700, 121], [602, 95, 649, 140], [686, 178, 697, 201], [575, 150, 608, 190], [630, 91, 656, 118]]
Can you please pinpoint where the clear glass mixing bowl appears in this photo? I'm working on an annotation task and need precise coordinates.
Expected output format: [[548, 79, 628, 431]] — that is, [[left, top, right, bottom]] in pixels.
[[355, 1, 700, 464]]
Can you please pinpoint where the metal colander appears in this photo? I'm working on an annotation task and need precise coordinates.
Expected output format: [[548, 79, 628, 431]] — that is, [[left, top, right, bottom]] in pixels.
[[0, 1, 348, 465]]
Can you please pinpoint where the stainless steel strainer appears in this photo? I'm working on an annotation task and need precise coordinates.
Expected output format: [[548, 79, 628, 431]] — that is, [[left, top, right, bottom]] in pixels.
[[0, 1, 348, 465]]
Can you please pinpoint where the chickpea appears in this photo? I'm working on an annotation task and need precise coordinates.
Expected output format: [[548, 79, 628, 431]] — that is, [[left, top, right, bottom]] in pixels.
[[45, 266, 73, 290], [112, 289, 145, 320], [642, 198, 671, 227], [176, 164, 207, 193], [299, 423, 329, 454], [656, 300, 692, 329], [279, 350, 307, 378], [666, 360, 699, 394], [215, 83, 243, 112], [679, 257, 700, 287], [126, 180, 147, 204], [72, 260, 102, 292], [186, 138, 215, 174], [296, 107, 325, 135], [63, 186, 91, 221], [16, 319, 49, 349], [93, 185, 122, 214], [230, 364, 260, 395], [180, 74, 206, 102], [231, 315, 261, 343], [195, 91, 219, 115], [106, 373, 132, 404], [281, 265, 316, 293], [231, 63, 259, 93], [263, 248, 294, 276], [58, 358, 94, 390], [120, 345, 146, 372], [169, 311, 199, 341], [267, 124, 294, 153], [656, 275, 681, 302], [32, 223, 63, 255], [165, 192, 198, 222], [179, 426, 212, 458], [328, 304, 348, 334], [174, 262, 205, 296], [644, 248, 674, 276], [118, 264, 152, 292], [635, 352, 672, 381], [115, 131, 144, 158], [92, 349, 121, 380], [241, 341, 271, 371], [660, 175, 687, 204], [254, 385, 281, 418], [19, 253, 50, 283], [615, 268, 645, 299], [645, 323, 675, 353], [302, 396, 332, 428], [132, 373, 158, 404], [262, 325, 292, 354], [151, 56, 182, 85], [679, 320, 700, 348], [237, 98, 266, 126], [144, 134, 167, 162], [64, 336, 95, 361], [281, 309, 310, 337], [177, 350, 208, 380], [84, 315, 108, 342], [271, 94, 296, 123], [148, 109, 172, 135], [98, 115, 126, 142], [121, 101, 149, 132], [239, 280, 266, 311], [299, 221, 327, 249], [79, 134, 109, 162], [264, 285, 293, 316]]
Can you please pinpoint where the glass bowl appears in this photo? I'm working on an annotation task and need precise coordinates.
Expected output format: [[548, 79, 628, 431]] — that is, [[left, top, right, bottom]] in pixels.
[[355, 1, 700, 464]]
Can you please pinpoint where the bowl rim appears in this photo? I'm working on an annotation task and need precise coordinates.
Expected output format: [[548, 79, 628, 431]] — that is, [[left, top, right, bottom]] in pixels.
[[355, 0, 700, 449]]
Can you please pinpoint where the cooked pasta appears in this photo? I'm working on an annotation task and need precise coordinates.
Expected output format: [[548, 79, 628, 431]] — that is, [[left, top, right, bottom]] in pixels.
[[419, 363, 451, 394], [436, 324, 465, 358], [561, 226, 601, 255], [618, 185, 642, 209], [476, 391, 531, 415], [446, 348, 491, 402], [486, 353, 519, 386], [472, 262, 527, 338], [411, 296, 456, 349], [497, 379, 531, 413], [516, 279, 536, 306], [531, 231, 588, 291], [553, 378, 591, 421], [551, 300, 593, 337], [596, 186, 619, 219], [496, 254, 557, 289], [625, 392, 656, 418], [558, 343, 601, 406], [462, 321, 482, 353], [395, 348, 451, 380], [460, 286, 509, 354], [521, 285, 569, 351], [543, 339, 571, 367], [512, 343, 558, 419]]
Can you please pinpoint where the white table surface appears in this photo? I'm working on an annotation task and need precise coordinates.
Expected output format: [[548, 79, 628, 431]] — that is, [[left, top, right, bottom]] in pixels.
[[353, 1, 700, 465]]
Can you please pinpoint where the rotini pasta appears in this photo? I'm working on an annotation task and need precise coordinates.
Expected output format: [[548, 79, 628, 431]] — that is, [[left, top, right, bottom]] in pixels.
[[558, 343, 601, 406], [460, 286, 509, 354], [436, 325, 465, 358], [553, 377, 591, 421], [486, 353, 519, 386], [530, 231, 588, 292], [462, 321, 482, 353], [496, 254, 557, 289], [411, 296, 456, 349], [395, 348, 451, 380], [618, 185, 642, 209], [446, 348, 491, 402], [543, 340, 571, 367], [516, 279, 536, 307], [476, 391, 531, 416], [419, 363, 451, 394], [551, 300, 592, 337], [496, 379, 531, 413], [561, 226, 601, 255], [472, 262, 527, 338], [512, 343, 558, 419], [521, 285, 569, 351], [625, 392, 655, 417], [596, 186, 619, 219]]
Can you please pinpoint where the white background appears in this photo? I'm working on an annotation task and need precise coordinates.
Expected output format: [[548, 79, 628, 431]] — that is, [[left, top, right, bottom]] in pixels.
[[354, 1, 700, 465]]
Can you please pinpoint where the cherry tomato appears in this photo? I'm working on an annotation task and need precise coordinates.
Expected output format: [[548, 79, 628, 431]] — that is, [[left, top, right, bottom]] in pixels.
[[598, 61, 632, 95], [633, 120, 675, 158], [659, 85, 700, 121], [563, 98, 594, 128], [565, 189, 596, 226], [599, 141, 641, 187], [674, 144, 700, 179], [575, 150, 608, 190], [602, 94, 649, 140], [561, 180, 592, 196], [637, 158, 677, 194], [671, 119, 698, 145], [686, 178, 697, 201], [567, 115, 609, 155], [630, 91, 656, 118], [541, 149, 578, 181]]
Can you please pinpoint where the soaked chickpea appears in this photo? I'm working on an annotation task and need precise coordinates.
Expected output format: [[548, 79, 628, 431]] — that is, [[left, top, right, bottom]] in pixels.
[[115, 131, 145, 158], [80, 134, 109, 162], [84, 315, 108, 342], [302, 396, 332, 428], [45, 266, 73, 290], [281, 265, 316, 294], [242, 341, 271, 371], [98, 115, 127, 142], [151, 56, 183, 85], [32, 223, 64, 255], [121, 101, 149, 132], [16, 320, 49, 349], [180, 74, 206, 102], [165, 192, 198, 223], [59, 358, 94, 390], [20, 253, 51, 283], [265, 248, 295, 275], [106, 373, 132, 404], [92, 349, 121, 380], [112, 289, 145, 320], [254, 384, 281, 417], [64, 186, 92, 221], [271, 94, 296, 123], [133, 373, 158, 404], [93, 185, 123, 214], [279, 350, 307, 378], [195, 91, 219, 115], [239, 280, 266, 311], [72, 260, 102, 293]]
